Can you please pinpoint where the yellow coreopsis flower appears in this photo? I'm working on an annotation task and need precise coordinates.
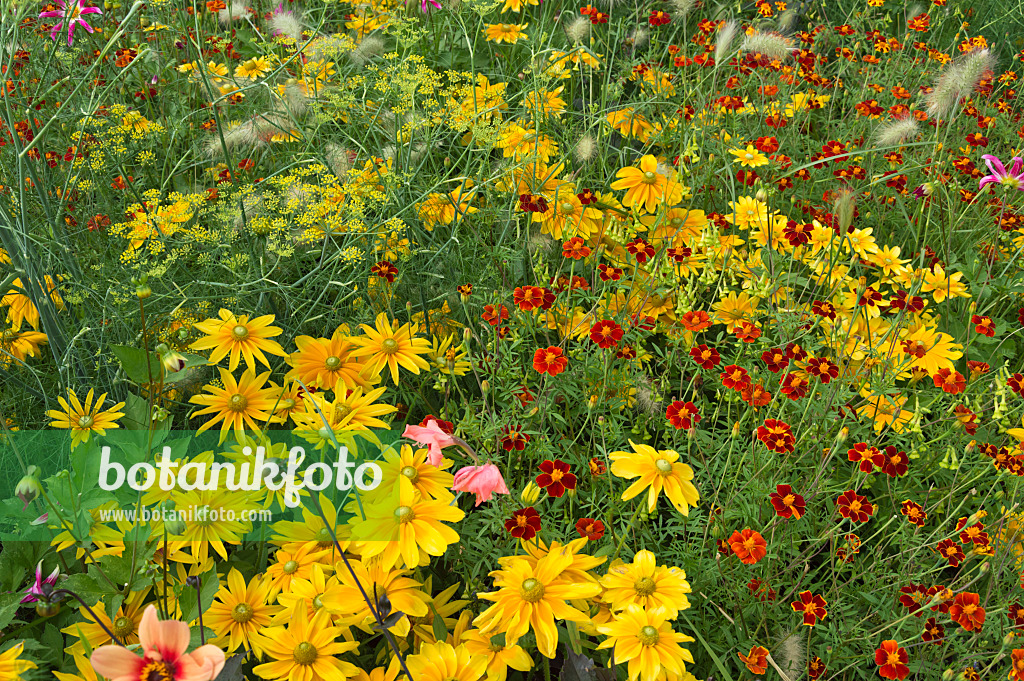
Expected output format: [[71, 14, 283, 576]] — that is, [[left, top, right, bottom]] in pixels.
[[190, 308, 287, 372], [349, 313, 432, 384], [47, 388, 125, 449], [608, 441, 700, 515], [1, 275, 63, 330], [251, 602, 359, 681], [595, 604, 695, 681]]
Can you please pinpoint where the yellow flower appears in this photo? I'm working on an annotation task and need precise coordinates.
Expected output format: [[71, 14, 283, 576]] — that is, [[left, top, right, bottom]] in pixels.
[[533, 183, 603, 239], [610, 155, 668, 214], [251, 602, 359, 681], [856, 392, 914, 434], [270, 493, 345, 554], [524, 87, 566, 117], [728, 144, 769, 168], [189, 368, 280, 443], [595, 604, 695, 681], [459, 628, 533, 681], [47, 388, 125, 449], [53, 651, 95, 681], [235, 56, 273, 79], [843, 227, 879, 257], [173, 488, 258, 562], [417, 183, 478, 229], [712, 290, 759, 332], [205, 568, 281, 656], [1, 276, 63, 330], [724, 196, 770, 230], [600, 550, 691, 618], [500, 0, 538, 11], [407, 642, 488, 681], [373, 444, 455, 503], [265, 544, 331, 600], [894, 326, 963, 376], [0, 642, 35, 681], [483, 23, 528, 44], [190, 308, 287, 372], [428, 334, 472, 377], [606, 109, 653, 141], [62, 587, 151, 654], [609, 441, 700, 515], [920, 263, 971, 303], [320, 558, 431, 637], [349, 313, 431, 384], [1, 328, 48, 366], [474, 550, 601, 658]]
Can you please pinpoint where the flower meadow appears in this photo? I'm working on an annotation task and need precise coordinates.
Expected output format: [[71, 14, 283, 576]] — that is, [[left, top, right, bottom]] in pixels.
[[3, 0, 1024, 678]]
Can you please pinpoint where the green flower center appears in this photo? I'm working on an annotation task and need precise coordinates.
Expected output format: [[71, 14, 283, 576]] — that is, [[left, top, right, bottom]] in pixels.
[[520, 578, 545, 603], [643, 171, 657, 183], [293, 641, 318, 665], [316, 527, 334, 546], [381, 338, 400, 354], [401, 465, 420, 483], [325, 356, 342, 370], [655, 459, 673, 476], [228, 394, 248, 412], [231, 603, 254, 623], [394, 506, 415, 523], [77, 414, 95, 428], [231, 325, 249, 341], [112, 615, 134, 637], [561, 202, 575, 215], [634, 576, 657, 596], [283, 560, 299, 574], [638, 625, 660, 646], [312, 595, 324, 611]]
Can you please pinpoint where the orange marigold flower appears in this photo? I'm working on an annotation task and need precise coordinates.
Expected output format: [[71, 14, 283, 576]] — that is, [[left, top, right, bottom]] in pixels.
[[874, 640, 909, 680], [590, 320, 623, 349], [738, 646, 769, 675], [848, 442, 883, 473], [481, 304, 509, 326], [729, 528, 767, 564], [933, 368, 966, 394], [948, 592, 985, 631], [532, 346, 568, 376], [769, 484, 805, 519], [791, 591, 828, 626], [562, 237, 591, 259], [1009, 649, 1024, 681], [836, 489, 874, 523], [689, 344, 720, 370], [680, 310, 711, 332], [665, 400, 700, 430], [935, 538, 965, 567], [757, 418, 794, 453]]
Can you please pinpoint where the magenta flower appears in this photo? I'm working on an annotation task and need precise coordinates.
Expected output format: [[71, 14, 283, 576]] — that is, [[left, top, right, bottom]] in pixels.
[[21, 561, 59, 604], [38, 0, 102, 46], [452, 463, 510, 506], [978, 154, 1024, 191], [419, 0, 441, 11]]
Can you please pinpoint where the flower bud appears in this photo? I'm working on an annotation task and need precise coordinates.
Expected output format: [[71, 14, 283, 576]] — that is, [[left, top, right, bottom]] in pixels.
[[755, 188, 767, 202], [836, 427, 849, 444], [942, 670, 954, 681], [161, 500, 187, 536], [15, 466, 42, 509], [481, 380, 490, 394], [731, 422, 741, 438], [1004, 632, 1016, 646], [520, 482, 541, 505], [136, 283, 152, 299], [35, 601, 60, 617], [157, 343, 187, 373]]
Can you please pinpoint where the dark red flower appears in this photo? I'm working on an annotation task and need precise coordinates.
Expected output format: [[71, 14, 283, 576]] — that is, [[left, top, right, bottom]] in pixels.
[[848, 442, 883, 473], [536, 459, 576, 497], [791, 591, 828, 626], [757, 418, 794, 453], [575, 517, 605, 540], [370, 260, 398, 283], [761, 347, 789, 372], [481, 304, 509, 326], [625, 237, 656, 263], [689, 344, 721, 370], [665, 400, 700, 430], [836, 489, 874, 523], [505, 507, 541, 540], [881, 445, 908, 477], [922, 617, 945, 644], [769, 484, 805, 519], [720, 364, 750, 390], [590, 320, 624, 349], [501, 425, 530, 451], [935, 538, 965, 567]]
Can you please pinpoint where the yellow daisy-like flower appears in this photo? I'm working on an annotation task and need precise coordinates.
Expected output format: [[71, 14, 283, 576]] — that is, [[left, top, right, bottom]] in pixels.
[[0, 327, 48, 367], [483, 23, 528, 44], [290, 387, 397, 449], [265, 543, 331, 600], [235, 56, 273, 79], [856, 392, 914, 434], [349, 313, 431, 384], [273, 564, 348, 625], [712, 290, 760, 332], [1, 276, 63, 331], [205, 568, 281, 656], [920, 263, 971, 303], [893, 326, 963, 377], [46, 388, 126, 449], [533, 183, 603, 240], [728, 144, 769, 168], [251, 602, 359, 681], [173, 488, 258, 562], [407, 642, 488, 681], [286, 326, 373, 392], [474, 550, 602, 658], [427, 334, 472, 377], [600, 550, 691, 618], [608, 441, 700, 515], [0, 642, 36, 680], [270, 493, 345, 554], [53, 651, 96, 681], [189, 369, 279, 443], [459, 628, 533, 681], [321, 558, 431, 637], [606, 109, 653, 142], [62, 587, 151, 654], [190, 308, 287, 372], [348, 483, 464, 570], [372, 444, 455, 503], [595, 604, 695, 681], [724, 195, 770, 230], [610, 155, 667, 213]]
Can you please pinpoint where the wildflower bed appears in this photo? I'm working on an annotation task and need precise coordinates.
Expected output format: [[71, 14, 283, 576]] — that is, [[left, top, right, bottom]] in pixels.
[[1, 0, 1024, 679]]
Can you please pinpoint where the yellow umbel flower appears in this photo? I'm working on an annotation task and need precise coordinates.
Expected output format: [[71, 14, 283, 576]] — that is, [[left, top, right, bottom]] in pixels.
[[47, 388, 125, 449], [190, 308, 287, 372], [608, 441, 700, 515]]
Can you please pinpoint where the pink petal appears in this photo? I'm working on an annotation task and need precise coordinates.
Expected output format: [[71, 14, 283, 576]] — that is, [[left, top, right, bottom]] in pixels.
[[90, 646, 144, 681], [979, 177, 997, 189], [1010, 157, 1024, 178], [138, 605, 190, 659], [982, 154, 1006, 178]]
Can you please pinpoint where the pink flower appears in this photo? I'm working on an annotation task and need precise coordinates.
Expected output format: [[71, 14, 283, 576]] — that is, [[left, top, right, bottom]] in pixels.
[[21, 561, 59, 604], [452, 463, 510, 506], [90, 606, 226, 681], [420, 0, 441, 11], [38, 0, 102, 46], [978, 154, 1024, 191], [402, 419, 455, 467]]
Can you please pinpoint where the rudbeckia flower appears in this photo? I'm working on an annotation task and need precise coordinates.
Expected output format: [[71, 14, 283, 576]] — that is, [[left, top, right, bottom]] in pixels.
[[608, 441, 700, 515]]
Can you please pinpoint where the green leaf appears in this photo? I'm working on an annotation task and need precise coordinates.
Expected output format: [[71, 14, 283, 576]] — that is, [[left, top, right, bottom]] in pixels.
[[431, 607, 447, 643], [0, 591, 25, 631], [111, 345, 163, 384], [681, 613, 735, 681], [178, 567, 220, 625], [163, 354, 212, 384], [188, 627, 218, 651]]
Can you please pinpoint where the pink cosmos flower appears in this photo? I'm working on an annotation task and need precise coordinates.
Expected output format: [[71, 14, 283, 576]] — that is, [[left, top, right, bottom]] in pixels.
[[420, 0, 441, 11], [21, 561, 59, 604], [452, 463, 510, 506], [978, 154, 1024, 191], [38, 0, 102, 46], [402, 419, 456, 467], [90, 606, 226, 681]]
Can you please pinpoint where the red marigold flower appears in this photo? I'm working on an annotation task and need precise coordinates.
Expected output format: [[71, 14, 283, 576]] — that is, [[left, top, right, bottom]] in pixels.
[[598, 264, 623, 281], [898, 583, 929, 615], [848, 442, 883, 473], [780, 373, 808, 400], [1009, 602, 1024, 627], [680, 310, 712, 332], [370, 260, 398, 283], [1010, 373, 1024, 397], [836, 489, 874, 523], [806, 357, 839, 383], [757, 418, 794, 453], [666, 400, 700, 430], [575, 517, 605, 540], [972, 314, 995, 337], [513, 286, 546, 311], [504, 506, 541, 540], [457, 283, 473, 298], [588, 457, 606, 476], [948, 591, 985, 631], [419, 415, 454, 433], [791, 590, 828, 626], [922, 617, 945, 645], [958, 522, 989, 545], [729, 528, 767, 564], [926, 585, 954, 613], [769, 484, 806, 519], [648, 9, 670, 25], [616, 345, 637, 360], [741, 383, 772, 407], [761, 347, 789, 372], [932, 368, 966, 394], [738, 646, 769, 675], [881, 445, 909, 477], [689, 344, 721, 370], [755, 136, 779, 153], [501, 425, 530, 451], [625, 237, 656, 263], [735, 321, 761, 343], [590, 319, 624, 349], [720, 364, 751, 390], [808, 656, 826, 680], [874, 640, 909, 680], [900, 500, 927, 527], [935, 538, 965, 567], [533, 346, 568, 376], [836, 532, 861, 563], [562, 237, 591, 259], [536, 459, 576, 497], [482, 304, 509, 326], [747, 579, 776, 601]]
